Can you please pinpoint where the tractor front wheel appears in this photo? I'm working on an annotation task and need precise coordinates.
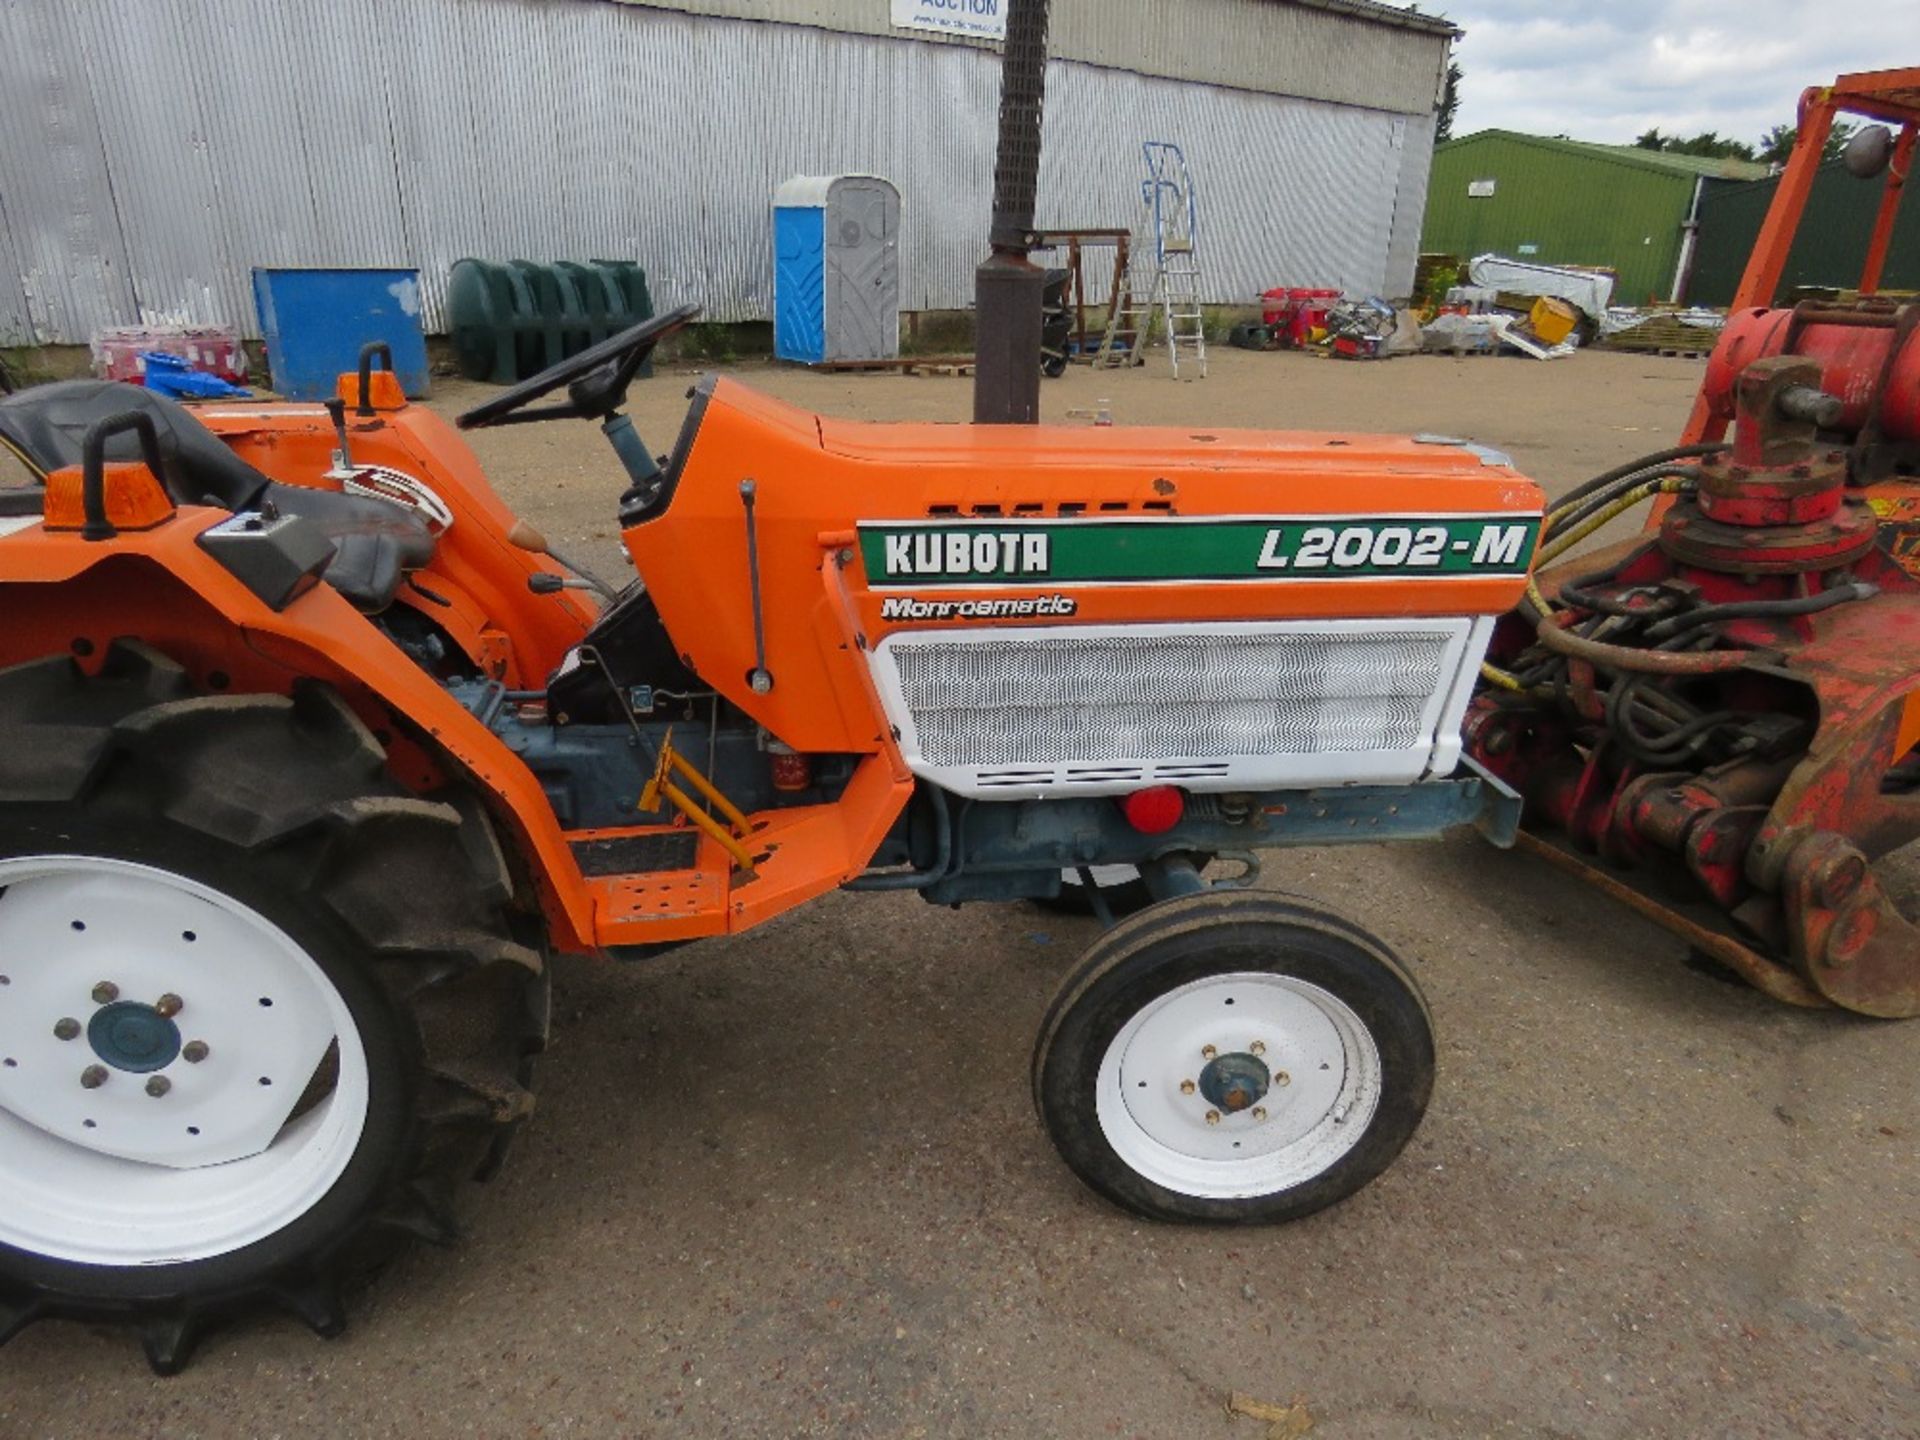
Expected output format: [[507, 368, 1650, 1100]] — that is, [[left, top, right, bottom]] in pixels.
[[0, 644, 545, 1372], [1032, 891, 1431, 1223]]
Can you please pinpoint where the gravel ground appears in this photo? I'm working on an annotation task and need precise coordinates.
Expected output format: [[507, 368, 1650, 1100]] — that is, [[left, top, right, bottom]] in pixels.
[[4, 348, 1916, 1439]]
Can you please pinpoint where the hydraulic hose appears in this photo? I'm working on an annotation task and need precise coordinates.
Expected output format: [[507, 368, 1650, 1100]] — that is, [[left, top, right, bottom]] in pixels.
[[1642, 581, 1879, 641], [844, 786, 954, 891], [1544, 465, 1703, 550], [1532, 609, 1770, 675], [1539, 476, 1695, 570], [1478, 453, 1721, 695], [1548, 442, 1729, 516]]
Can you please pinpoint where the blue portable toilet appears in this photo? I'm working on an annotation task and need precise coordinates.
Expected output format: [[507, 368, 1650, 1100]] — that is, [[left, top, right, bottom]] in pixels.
[[252, 267, 431, 401], [773, 176, 901, 364]]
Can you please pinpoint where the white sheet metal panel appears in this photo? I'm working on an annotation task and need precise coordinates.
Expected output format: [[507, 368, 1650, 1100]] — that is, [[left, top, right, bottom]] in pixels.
[[0, 0, 1436, 344], [0, 2, 138, 345], [600, 0, 1456, 116], [1384, 111, 1436, 298]]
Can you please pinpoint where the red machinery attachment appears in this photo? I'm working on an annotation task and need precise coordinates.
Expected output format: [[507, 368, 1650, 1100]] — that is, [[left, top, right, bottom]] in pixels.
[[1465, 67, 1920, 1016], [1260, 287, 1341, 348]]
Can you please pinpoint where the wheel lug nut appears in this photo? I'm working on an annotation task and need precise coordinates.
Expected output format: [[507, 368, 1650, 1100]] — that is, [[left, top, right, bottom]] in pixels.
[[182, 1041, 210, 1064], [1249, 1041, 1267, 1056], [1276, 1071, 1291, 1087], [1252, 1106, 1268, 1122], [1201, 1045, 1218, 1059], [80, 1065, 108, 1089], [91, 982, 119, 1005], [145, 1075, 171, 1098], [54, 1018, 81, 1042], [1179, 1079, 1196, 1096], [155, 994, 184, 1019], [1204, 1109, 1221, 1126]]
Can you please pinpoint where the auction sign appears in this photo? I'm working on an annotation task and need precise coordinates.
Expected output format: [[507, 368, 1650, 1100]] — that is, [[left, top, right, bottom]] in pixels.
[[890, 0, 1006, 40]]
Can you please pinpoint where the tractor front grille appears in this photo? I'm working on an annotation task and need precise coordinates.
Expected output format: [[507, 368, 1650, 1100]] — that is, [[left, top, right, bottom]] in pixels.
[[870, 621, 1482, 798]]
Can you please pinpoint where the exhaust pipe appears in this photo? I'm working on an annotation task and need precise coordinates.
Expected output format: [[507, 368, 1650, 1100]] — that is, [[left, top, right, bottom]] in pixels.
[[973, 0, 1052, 426]]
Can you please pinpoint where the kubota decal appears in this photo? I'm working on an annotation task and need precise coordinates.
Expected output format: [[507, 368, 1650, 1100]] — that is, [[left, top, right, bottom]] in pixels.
[[858, 516, 1540, 588]]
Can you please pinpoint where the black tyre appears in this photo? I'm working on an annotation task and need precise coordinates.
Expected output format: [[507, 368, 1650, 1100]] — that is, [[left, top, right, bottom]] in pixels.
[[0, 643, 546, 1373], [1042, 353, 1070, 379], [1032, 890, 1432, 1223]]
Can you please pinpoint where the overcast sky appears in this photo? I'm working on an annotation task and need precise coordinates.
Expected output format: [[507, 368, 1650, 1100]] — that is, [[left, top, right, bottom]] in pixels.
[[1410, 2, 1920, 146]]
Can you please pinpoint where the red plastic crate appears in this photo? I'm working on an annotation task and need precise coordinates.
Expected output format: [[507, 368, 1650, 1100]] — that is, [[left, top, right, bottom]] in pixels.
[[92, 327, 248, 385]]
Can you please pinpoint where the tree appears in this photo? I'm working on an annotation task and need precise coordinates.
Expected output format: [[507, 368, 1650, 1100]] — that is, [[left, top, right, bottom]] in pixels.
[[1435, 59, 1462, 144], [1633, 128, 1756, 161], [1675, 131, 1756, 161], [1759, 121, 1858, 166]]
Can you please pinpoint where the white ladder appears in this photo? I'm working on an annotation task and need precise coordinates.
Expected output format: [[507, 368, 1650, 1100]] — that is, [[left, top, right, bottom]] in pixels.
[[1140, 141, 1208, 379]]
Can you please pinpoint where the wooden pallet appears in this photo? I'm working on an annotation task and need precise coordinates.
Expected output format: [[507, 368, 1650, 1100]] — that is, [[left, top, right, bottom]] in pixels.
[[1597, 313, 1724, 357], [813, 355, 975, 376]]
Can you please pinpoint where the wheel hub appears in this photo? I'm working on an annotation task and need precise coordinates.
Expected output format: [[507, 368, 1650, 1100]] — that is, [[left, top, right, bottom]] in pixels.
[[1198, 1050, 1270, 1113], [86, 1000, 183, 1074], [1096, 971, 1384, 1197]]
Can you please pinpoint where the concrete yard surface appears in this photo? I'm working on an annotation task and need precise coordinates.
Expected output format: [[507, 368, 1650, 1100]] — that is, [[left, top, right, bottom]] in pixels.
[[3, 349, 1916, 1439]]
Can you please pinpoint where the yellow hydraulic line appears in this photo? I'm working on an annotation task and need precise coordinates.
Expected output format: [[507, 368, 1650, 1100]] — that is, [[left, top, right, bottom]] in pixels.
[[1481, 479, 1690, 696], [1537, 479, 1687, 567], [1479, 662, 1527, 692], [1543, 468, 1688, 531]]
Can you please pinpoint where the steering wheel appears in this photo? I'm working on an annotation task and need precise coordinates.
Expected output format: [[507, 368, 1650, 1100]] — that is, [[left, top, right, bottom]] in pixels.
[[456, 304, 701, 430]]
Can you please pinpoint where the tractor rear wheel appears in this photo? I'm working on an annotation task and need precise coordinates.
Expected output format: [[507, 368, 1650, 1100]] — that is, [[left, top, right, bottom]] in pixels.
[[1033, 891, 1431, 1223], [0, 644, 545, 1373]]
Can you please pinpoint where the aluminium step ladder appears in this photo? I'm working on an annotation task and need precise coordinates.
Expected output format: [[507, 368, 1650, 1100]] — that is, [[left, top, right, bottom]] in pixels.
[[1095, 142, 1208, 379], [1142, 142, 1208, 379]]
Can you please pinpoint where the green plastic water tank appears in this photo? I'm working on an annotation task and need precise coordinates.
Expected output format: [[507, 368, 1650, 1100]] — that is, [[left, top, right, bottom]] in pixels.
[[447, 259, 655, 383]]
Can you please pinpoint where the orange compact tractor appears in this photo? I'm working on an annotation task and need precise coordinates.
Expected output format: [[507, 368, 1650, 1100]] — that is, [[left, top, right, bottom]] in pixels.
[[1464, 67, 1920, 1017], [0, 313, 1542, 1369]]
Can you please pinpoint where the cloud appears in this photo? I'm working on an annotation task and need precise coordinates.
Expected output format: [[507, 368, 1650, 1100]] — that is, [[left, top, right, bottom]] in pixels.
[[1407, 0, 1920, 145]]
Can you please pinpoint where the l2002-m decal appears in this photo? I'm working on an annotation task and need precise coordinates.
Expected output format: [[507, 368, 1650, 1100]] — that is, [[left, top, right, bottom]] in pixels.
[[857, 516, 1541, 589]]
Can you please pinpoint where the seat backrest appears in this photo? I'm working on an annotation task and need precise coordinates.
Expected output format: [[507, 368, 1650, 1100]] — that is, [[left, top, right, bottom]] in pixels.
[[0, 381, 271, 511]]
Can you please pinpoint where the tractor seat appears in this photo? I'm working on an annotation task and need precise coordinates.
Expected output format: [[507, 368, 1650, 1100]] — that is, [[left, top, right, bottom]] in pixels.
[[0, 381, 433, 611]]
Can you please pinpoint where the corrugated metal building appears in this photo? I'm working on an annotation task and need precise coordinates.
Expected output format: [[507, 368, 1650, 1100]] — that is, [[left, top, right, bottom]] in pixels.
[[1422, 132, 1769, 306], [0, 0, 1455, 346], [1690, 158, 1920, 306]]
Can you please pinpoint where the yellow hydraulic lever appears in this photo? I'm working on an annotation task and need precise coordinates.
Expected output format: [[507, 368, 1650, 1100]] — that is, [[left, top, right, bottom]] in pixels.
[[640, 730, 758, 876]]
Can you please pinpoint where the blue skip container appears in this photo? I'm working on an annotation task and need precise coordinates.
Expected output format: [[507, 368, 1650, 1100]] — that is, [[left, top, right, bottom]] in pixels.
[[252, 268, 430, 401]]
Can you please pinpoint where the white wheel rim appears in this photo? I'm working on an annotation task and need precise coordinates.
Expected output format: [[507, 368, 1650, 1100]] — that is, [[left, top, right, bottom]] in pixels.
[[0, 856, 369, 1266], [1061, 866, 1140, 888], [1096, 971, 1381, 1200]]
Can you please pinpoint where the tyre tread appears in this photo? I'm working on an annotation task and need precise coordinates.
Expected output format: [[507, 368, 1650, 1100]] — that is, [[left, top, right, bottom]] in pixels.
[[0, 644, 547, 1372], [1031, 889, 1433, 1225]]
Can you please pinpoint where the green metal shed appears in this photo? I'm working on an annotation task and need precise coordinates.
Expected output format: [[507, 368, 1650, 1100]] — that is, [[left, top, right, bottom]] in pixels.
[[1690, 158, 1920, 306], [1422, 131, 1770, 306]]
